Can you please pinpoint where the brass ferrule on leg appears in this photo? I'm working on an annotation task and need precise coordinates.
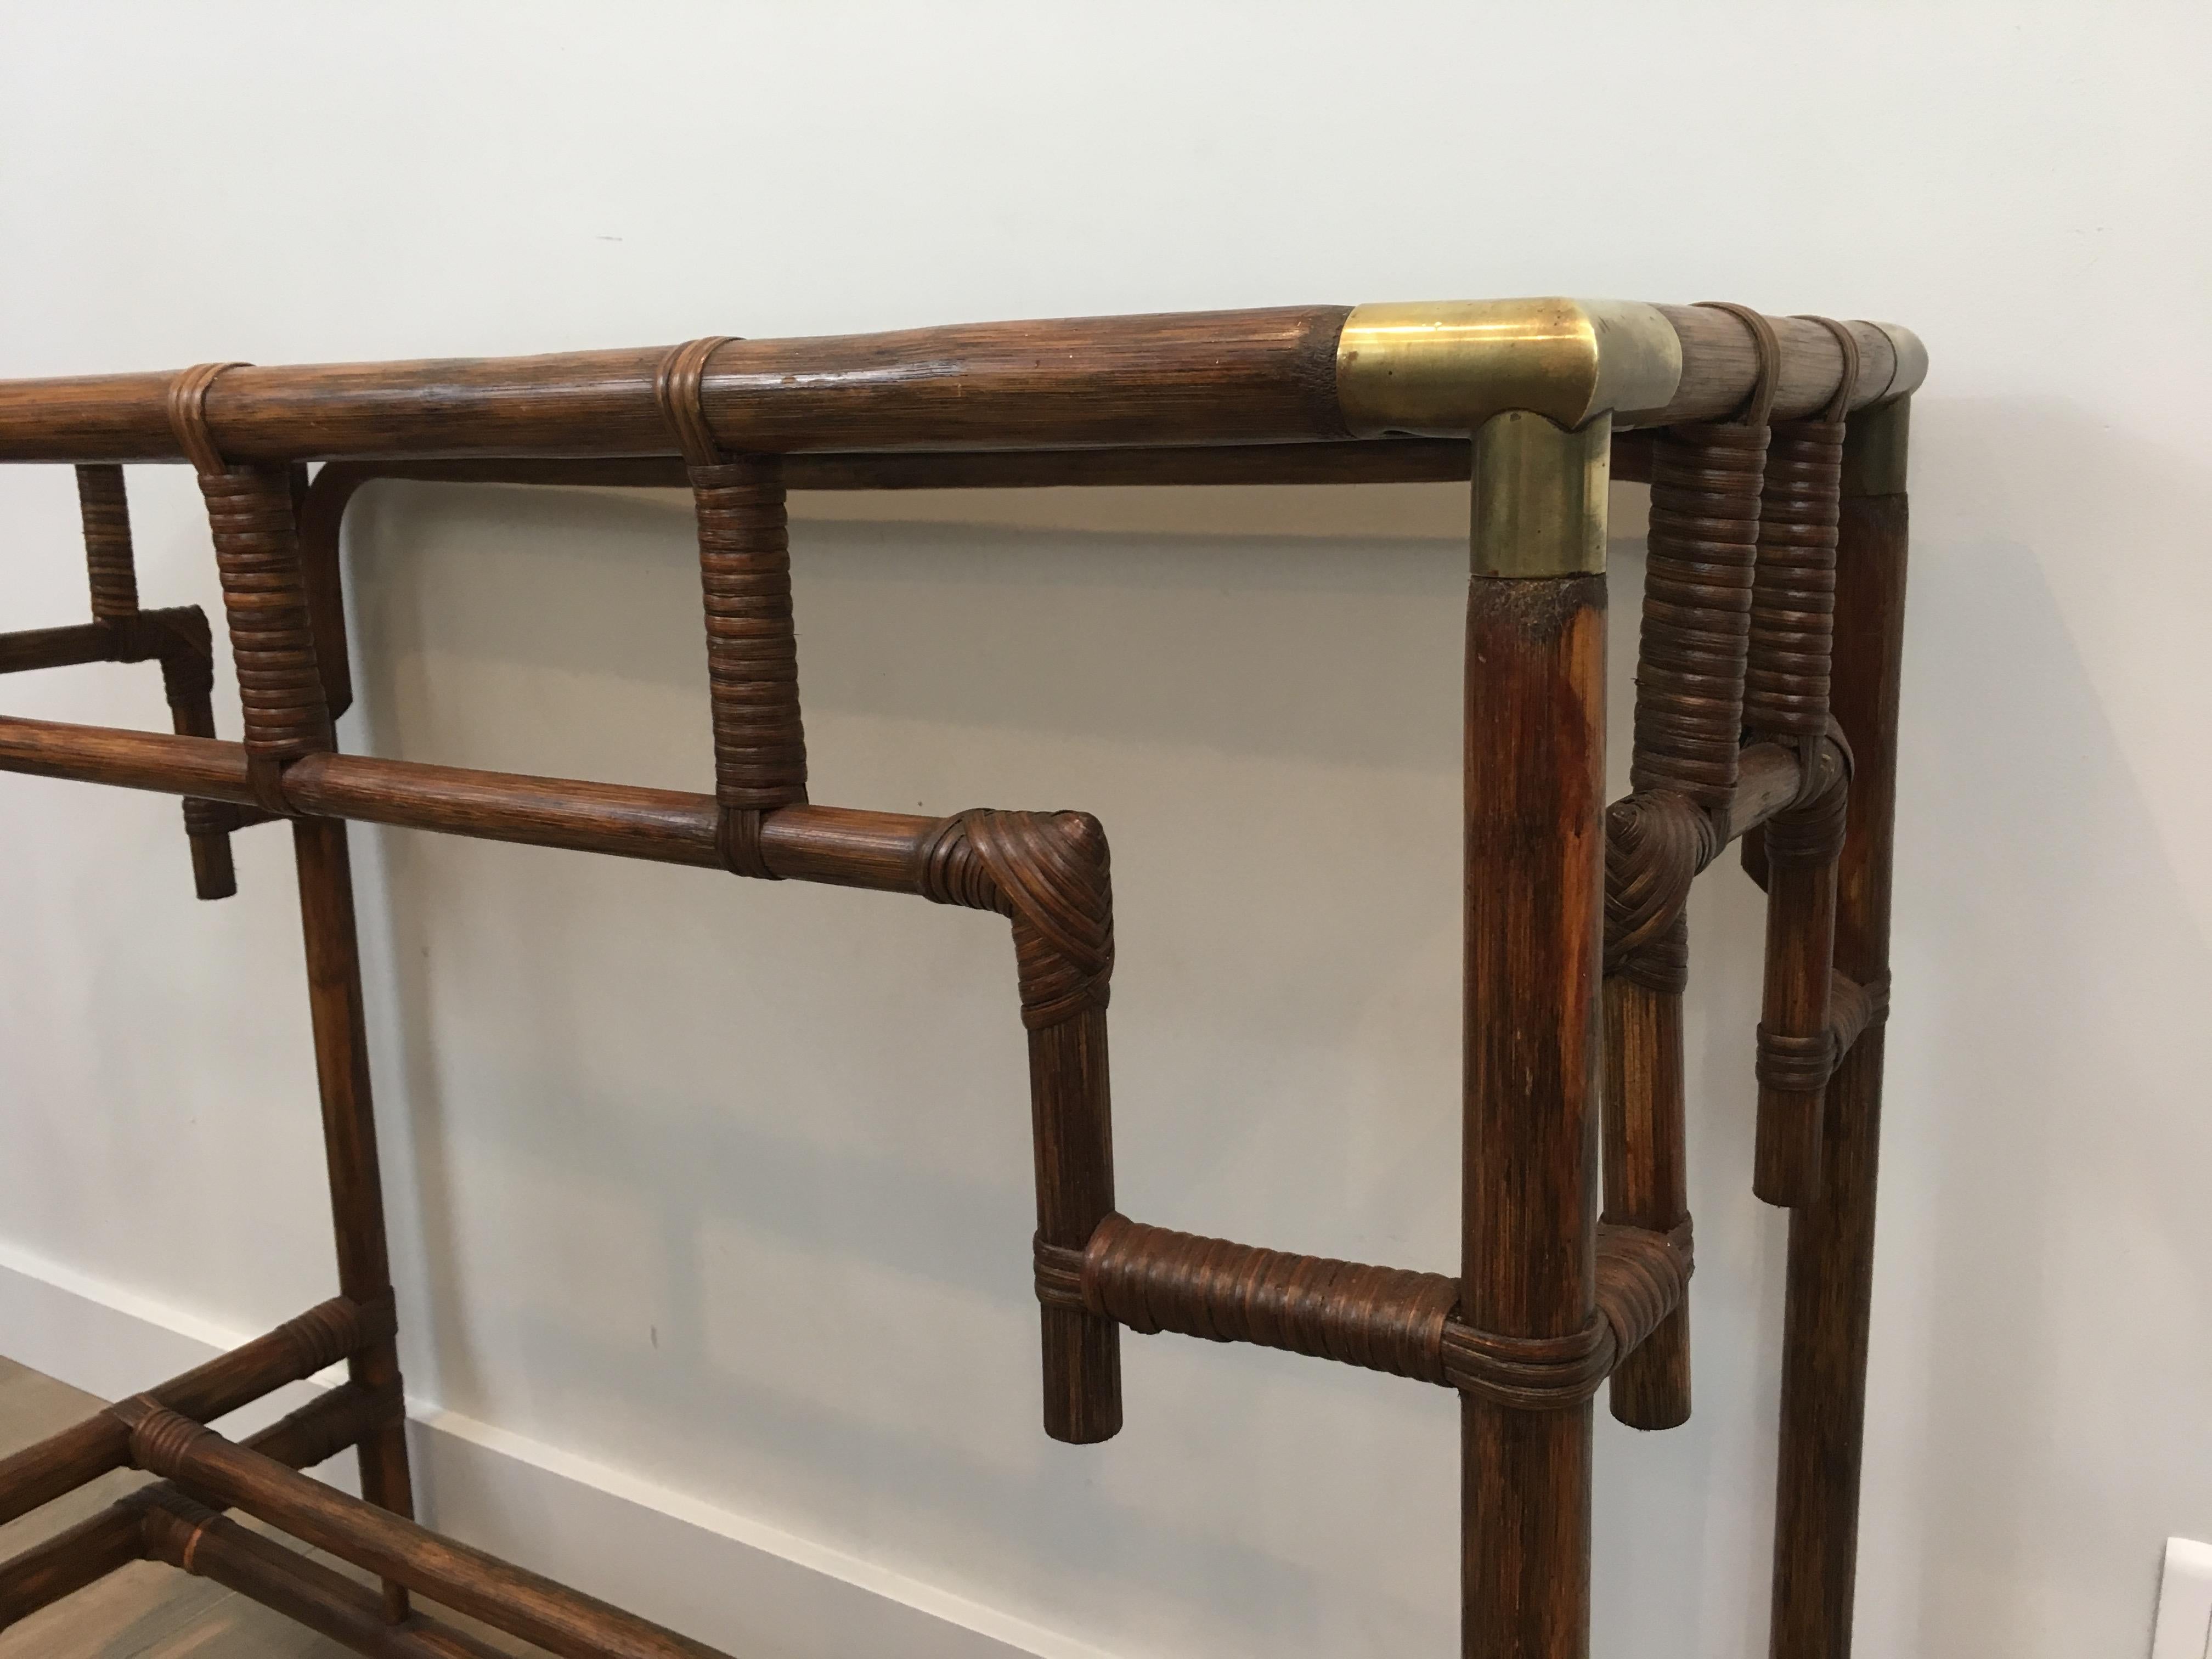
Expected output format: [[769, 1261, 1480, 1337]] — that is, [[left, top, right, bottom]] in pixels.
[[1471, 411, 1612, 579]]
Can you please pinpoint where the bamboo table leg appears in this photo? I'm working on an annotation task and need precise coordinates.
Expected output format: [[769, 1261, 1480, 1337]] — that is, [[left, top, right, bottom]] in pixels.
[[1768, 396, 1910, 1657], [295, 777, 417, 1624], [1462, 410, 1610, 1659], [167, 360, 424, 1625]]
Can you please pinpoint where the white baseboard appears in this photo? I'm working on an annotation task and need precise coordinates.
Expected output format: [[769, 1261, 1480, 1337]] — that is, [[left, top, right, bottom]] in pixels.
[[0, 1243, 1109, 1659]]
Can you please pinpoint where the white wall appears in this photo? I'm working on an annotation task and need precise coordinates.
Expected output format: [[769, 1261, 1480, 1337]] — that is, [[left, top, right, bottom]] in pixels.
[[2, 5, 2208, 1656]]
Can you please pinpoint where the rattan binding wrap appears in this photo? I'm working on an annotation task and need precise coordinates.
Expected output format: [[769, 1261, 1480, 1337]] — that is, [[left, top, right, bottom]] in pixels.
[[1610, 304, 1780, 973], [1035, 1214, 1692, 1411], [1746, 318, 1861, 1206], [1598, 302, 1781, 1430], [913, 808, 1115, 1028], [168, 363, 331, 816], [656, 338, 808, 879], [75, 465, 138, 622], [1073, 1214, 1455, 1383], [1743, 326, 1855, 764], [59, 458, 242, 896], [1630, 306, 1777, 821]]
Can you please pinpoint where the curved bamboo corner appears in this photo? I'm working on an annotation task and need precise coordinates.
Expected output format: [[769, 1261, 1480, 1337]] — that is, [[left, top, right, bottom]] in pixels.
[[0, 300, 1917, 1659]]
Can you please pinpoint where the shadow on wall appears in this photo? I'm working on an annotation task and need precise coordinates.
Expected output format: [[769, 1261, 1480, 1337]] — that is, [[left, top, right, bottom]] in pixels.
[[1866, 402, 2212, 1658], [338, 478, 1490, 772]]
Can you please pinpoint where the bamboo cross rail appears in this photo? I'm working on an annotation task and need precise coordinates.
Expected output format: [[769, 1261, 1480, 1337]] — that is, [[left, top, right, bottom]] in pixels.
[[0, 298, 1921, 1659]]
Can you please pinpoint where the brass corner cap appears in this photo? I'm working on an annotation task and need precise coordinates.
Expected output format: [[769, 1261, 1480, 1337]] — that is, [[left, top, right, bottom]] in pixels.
[[1334, 298, 1681, 438], [1869, 321, 1928, 403]]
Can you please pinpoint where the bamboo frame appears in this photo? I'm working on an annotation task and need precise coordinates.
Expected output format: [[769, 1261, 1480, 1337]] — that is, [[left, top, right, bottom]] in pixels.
[[0, 464, 247, 896], [0, 299, 1918, 1659]]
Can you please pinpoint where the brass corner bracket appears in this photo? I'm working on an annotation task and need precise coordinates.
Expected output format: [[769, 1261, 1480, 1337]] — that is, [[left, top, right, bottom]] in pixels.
[[1471, 410, 1612, 578], [1334, 298, 1683, 439]]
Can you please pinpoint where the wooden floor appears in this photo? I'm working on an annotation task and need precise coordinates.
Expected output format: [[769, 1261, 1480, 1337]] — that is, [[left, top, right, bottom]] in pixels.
[[0, 1356, 527, 1657]]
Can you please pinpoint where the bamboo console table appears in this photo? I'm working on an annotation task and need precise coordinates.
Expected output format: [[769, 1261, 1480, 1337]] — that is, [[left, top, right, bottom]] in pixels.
[[0, 299, 1922, 1659]]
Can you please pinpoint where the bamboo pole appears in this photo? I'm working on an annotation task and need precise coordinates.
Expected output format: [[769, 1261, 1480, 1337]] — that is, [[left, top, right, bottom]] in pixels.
[[1767, 397, 1910, 1658], [1460, 411, 1610, 1658]]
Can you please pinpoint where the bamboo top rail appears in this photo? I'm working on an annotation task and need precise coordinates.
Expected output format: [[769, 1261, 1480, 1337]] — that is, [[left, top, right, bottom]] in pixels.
[[0, 300, 1924, 465]]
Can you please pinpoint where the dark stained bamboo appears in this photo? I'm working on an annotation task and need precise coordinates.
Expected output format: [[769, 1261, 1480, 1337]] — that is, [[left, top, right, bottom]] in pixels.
[[0, 716, 1843, 901], [76, 464, 138, 618], [1463, 572, 1607, 1659], [1048, 1212, 1684, 1392], [0, 713, 257, 800], [292, 751, 724, 868], [1601, 967, 1691, 1426], [295, 460, 362, 717], [239, 1379, 409, 1478], [0, 307, 1903, 466], [1768, 398, 1909, 1659], [0, 1380, 398, 1631], [193, 464, 330, 817], [909, 809, 1123, 1442], [0, 1294, 384, 1527], [0, 715, 1015, 891], [1029, 1008, 1120, 1442], [1825, 971, 1888, 1065], [129, 598, 239, 901], [0, 716, 1134, 1444], [165, 346, 420, 1612], [1741, 328, 1858, 1211], [1600, 338, 1778, 1429], [651, 342, 810, 882], [0, 1505, 144, 1630], [1752, 808, 1844, 1206], [74, 453, 242, 895], [162, 664, 243, 901], [119, 1404, 729, 1659], [142, 1497, 515, 1659], [292, 816, 417, 1621], [0, 620, 122, 674], [0, 309, 1353, 463], [0, 600, 238, 898], [1600, 735, 1837, 1434], [1733, 740, 1843, 844], [0, 309, 1919, 1659], [756, 804, 946, 891], [0, 703, 1136, 1404], [0, 610, 194, 677]]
